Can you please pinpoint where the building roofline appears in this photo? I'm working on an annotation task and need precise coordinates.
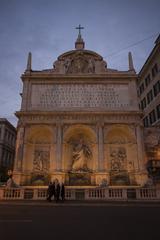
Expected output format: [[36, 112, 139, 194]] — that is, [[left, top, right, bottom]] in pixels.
[[138, 34, 160, 77], [0, 118, 16, 131]]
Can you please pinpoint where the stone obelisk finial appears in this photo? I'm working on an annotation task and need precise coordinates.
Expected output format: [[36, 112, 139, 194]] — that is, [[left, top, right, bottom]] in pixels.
[[26, 52, 32, 72], [75, 24, 85, 50], [128, 52, 135, 72]]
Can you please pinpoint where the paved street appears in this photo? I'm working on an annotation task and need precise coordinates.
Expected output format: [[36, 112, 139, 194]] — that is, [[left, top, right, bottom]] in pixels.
[[0, 202, 160, 240]]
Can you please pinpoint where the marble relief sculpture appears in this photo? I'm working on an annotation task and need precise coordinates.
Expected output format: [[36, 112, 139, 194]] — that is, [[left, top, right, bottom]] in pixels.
[[87, 58, 95, 73], [64, 58, 72, 73], [63, 52, 96, 74], [71, 139, 92, 172], [33, 149, 50, 173], [110, 147, 127, 171]]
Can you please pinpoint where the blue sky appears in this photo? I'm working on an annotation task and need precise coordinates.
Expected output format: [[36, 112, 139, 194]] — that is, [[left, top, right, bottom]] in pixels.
[[0, 0, 160, 126]]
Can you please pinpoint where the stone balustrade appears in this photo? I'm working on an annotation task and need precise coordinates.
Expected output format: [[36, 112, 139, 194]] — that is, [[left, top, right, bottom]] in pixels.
[[1, 188, 24, 200], [85, 188, 107, 200], [136, 188, 160, 200], [0, 187, 160, 201]]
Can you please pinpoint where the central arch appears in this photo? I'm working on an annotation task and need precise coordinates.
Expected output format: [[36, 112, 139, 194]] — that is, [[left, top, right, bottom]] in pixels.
[[62, 125, 98, 185]]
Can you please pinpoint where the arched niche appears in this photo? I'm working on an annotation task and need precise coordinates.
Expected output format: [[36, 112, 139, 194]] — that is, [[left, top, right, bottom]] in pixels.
[[63, 124, 97, 143], [104, 125, 138, 175], [26, 125, 54, 144], [105, 125, 136, 144], [23, 125, 55, 176], [62, 125, 97, 171]]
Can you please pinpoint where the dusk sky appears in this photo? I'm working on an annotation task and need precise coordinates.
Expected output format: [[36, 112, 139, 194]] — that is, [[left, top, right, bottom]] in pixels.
[[0, 0, 160, 127]]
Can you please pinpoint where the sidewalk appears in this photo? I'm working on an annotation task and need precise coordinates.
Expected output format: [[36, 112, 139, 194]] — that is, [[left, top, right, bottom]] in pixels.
[[1, 199, 160, 207]]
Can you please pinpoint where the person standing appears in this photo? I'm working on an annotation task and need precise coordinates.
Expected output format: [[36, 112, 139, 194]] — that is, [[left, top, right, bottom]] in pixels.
[[54, 179, 60, 202], [47, 181, 55, 202], [60, 182, 65, 202]]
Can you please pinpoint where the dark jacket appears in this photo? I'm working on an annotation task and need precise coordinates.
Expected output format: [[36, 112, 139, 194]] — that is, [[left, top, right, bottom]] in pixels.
[[47, 182, 55, 195], [60, 183, 65, 200]]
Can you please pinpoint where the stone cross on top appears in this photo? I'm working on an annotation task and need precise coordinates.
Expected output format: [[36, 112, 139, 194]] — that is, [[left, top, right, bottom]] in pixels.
[[75, 24, 85, 49], [76, 24, 84, 38]]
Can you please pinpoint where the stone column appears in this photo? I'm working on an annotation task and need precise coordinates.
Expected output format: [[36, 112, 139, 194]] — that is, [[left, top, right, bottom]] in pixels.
[[21, 142, 27, 172], [13, 126, 25, 172], [62, 142, 68, 172], [136, 125, 145, 171], [50, 125, 56, 171], [56, 123, 63, 171], [98, 123, 104, 171]]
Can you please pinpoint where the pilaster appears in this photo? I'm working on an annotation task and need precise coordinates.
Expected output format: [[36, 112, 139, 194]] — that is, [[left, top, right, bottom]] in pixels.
[[13, 126, 25, 172], [97, 123, 104, 171], [56, 122, 63, 171], [50, 125, 56, 171], [136, 125, 145, 171]]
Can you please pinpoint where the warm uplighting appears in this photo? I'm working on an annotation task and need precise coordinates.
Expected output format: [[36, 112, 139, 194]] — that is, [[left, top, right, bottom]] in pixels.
[[157, 149, 160, 158]]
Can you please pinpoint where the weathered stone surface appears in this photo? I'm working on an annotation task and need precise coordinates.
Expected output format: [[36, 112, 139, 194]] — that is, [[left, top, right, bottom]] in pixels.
[[30, 84, 130, 110], [13, 37, 148, 187]]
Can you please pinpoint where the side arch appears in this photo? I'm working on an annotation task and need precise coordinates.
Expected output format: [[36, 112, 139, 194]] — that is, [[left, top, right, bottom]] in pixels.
[[22, 125, 56, 185], [104, 124, 138, 185]]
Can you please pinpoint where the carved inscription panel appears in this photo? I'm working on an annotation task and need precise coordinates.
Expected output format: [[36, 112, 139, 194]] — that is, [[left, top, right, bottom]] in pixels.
[[30, 84, 130, 110]]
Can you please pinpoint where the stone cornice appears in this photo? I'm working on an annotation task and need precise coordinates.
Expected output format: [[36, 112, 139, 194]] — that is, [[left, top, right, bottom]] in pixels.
[[15, 110, 142, 117], [15, 111, 143, 126], [21, 72, 137, 81]]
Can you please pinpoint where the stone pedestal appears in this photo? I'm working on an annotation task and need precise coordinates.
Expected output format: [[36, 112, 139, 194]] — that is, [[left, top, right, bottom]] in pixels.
[[68, 172, 91, 186], [50, 172, 66, 183], [110, 171, 130, 186], [95, 172, 109, 186]]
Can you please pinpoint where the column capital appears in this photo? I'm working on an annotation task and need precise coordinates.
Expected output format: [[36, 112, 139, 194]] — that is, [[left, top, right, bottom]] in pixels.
[[56, 122, 63, 128], [96, 121, 104, 129]]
